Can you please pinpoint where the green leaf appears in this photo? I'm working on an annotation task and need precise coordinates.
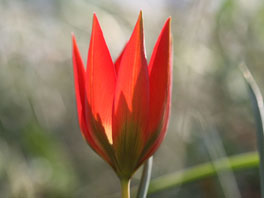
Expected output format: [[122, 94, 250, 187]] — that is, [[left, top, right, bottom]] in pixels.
[[148, 151, 259, 194]]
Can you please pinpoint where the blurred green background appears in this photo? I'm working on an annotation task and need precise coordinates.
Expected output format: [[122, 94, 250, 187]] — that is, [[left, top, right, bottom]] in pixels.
[[1, 0, 264, 197]]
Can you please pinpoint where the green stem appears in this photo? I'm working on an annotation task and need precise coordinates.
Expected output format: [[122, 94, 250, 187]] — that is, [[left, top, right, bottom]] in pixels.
[[240, 63, 264, 198], [121, 179, 131, 198], [148, 151, 259, 194], [136, 156, 153, 198]]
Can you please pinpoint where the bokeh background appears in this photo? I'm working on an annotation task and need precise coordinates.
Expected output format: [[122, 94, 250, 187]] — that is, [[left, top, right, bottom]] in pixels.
[[1, 0, 264, 197]]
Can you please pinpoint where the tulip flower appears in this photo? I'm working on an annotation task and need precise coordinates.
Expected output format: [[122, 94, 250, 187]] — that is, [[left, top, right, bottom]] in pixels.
[[72, 11, 172, 197]]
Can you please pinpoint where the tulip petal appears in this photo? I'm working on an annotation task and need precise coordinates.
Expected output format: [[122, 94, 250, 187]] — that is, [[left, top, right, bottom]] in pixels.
[[138, 18, 172, 164], [72, 34, 86, 132], [139, 92, 171, 165], [72, 34, 112, 164], [147, 18, 172, 138], [112, 12, 149, 177], [86, 14, 116, 144]]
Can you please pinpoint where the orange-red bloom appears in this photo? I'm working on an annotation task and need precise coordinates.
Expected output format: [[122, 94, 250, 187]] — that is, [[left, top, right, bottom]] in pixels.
[[72, 12, 172, 180]]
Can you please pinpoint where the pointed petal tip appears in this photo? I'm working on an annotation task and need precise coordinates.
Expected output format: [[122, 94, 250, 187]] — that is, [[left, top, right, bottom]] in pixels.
[[72, 33, 77, 44], [135, 10, 143, 28], [164, 17, 171, 31], [136, 10, 143, 27], [139, 10, 143, 17], [159, 17, 172, 42], [130, 11, 144, 44], [72, 33, 80, 53], [93, 12, 98, 20], [91, 13, 106, 39], [72, 34, 78, 50], [92, 13, 100, 28]]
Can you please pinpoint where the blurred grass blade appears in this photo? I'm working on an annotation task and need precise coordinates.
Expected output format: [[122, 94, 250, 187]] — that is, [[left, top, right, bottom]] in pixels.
[[136, 156, 153, 198], [148, 151, 259, 194], [202, 127, 241, 198], [240, 63, 264, 198]]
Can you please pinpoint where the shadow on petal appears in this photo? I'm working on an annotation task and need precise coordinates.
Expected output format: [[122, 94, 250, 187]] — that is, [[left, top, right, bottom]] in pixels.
[[112, 92, 146, 179], [83, 97, 118, 172]]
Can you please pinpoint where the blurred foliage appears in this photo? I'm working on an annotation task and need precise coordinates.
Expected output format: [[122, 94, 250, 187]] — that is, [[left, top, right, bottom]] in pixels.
[[1, 0, 264, 197]]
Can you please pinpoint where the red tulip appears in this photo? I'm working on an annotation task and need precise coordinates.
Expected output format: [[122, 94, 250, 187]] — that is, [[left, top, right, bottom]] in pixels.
[[72, 12, 172, 181]]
